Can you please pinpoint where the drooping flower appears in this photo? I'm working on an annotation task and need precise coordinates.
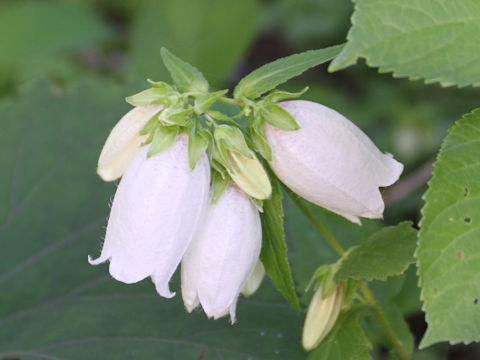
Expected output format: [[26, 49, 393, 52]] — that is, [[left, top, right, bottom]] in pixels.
[[89, 134, 210, 297], [265, 100, 403, 224], [97, 104, 163, 182], [302, 284, 343, 351], [181, 184, 262, 322]]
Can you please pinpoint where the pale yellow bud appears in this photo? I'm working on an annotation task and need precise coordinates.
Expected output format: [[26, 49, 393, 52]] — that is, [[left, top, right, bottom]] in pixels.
[[241, 261, 265, 296], [97, 104, 163, 181], [302, 284, 343, 351], [226, 151, 272, 200]]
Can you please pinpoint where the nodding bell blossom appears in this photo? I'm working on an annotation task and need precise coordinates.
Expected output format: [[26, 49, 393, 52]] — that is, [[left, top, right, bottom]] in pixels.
[[97, 104, 163, 182], [89, 134, 210, 297], [265, 100, 403, 224], [181, 184, 262, 322], [302, 284, 343, 351]]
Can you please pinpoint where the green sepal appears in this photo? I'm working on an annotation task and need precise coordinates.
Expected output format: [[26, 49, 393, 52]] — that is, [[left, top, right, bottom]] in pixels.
[[160, 105, 193, 127], [250, 197, 264, 212], [206, 110, 232, 122], [214, 125, 253, 159], [188, 128, 209, 170], [248, 121, 273, 161], [211, 170, 230, 204], [139, 112, 161, 136], [307, 264, 339, 299], [125, 87, 171, 107], [146, 79, 171, 88], [160, 47, 209, 93], [262, 104, 300, 131], [195, 89, 228, 114], [147, 125, 179, 158], [263, 87, 308, 103]]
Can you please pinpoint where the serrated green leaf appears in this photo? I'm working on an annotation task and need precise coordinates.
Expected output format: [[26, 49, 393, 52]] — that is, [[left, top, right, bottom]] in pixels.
[[234, 45, 344, 99], [147, 125, 179, 157], [0, 79, 306, 360], [329, 0, 480, 87], [417, 108, 480, 348], [262, 104, 300, 131], [125, 87, 171, 106], [307, 309, 372, 360], [160, 47, 209, 93], [334, 222, 417, 283], [260, 173, 300, 310], [187, 130, 208, 170], [194, 89, 228, 114]]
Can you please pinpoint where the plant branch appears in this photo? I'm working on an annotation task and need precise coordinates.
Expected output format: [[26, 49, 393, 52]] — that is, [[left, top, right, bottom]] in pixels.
[[287, 189, 409, 360]]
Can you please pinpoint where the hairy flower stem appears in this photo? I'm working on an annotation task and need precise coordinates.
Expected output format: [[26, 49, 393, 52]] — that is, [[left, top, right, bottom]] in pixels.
[[286, 189, 409, 360]]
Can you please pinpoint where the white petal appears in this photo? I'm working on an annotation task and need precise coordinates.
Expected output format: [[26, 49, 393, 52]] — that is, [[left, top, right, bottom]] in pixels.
[[265, 100, 403, 223], [97, 104, 163, 181], [181, 185, 262, 322], [89, 134, 210, 298]]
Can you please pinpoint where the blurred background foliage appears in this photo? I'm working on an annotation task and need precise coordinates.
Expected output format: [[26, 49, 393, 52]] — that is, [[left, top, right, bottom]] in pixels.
[[1, 0, 479, 359]]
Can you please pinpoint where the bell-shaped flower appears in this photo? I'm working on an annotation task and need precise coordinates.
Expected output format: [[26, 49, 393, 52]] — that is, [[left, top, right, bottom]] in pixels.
[[97, 104, 163, 181], [89, 134, 210, 298], [265, 100, 403, 224], [302, 284, 343, 351], [181, 184, 262, 322]]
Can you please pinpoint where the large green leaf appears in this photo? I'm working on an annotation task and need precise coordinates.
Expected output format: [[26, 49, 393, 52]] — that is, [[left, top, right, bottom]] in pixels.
[[0, 2, 111, 88], [234, 45, 344, 99], [335, 222, 417, 283], [307, 309, 372, 360], [417, 108, 480, 348], [129, 0, 258, 87], [0, 79, 304, 360], [330, 0, 480, 87], [260, 175, 300, 310]]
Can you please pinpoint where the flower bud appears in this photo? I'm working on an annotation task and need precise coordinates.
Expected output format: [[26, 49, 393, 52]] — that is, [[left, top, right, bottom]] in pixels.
[[89, 134, 210, 298], [181, 185, 262, 322], [241, 260, 265, 296], [265, 100, 403, 224], [97, 104, 163, 182], [226, 150, 272, 200], [302, 284, 343, 351]]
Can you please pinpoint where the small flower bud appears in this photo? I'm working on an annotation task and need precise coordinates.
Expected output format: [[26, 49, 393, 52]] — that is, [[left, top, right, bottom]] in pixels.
[[265, 100, 403, 224], [97, 104, 163, 182], [302, 284, 344, 351], [241, 261, 265, 296]]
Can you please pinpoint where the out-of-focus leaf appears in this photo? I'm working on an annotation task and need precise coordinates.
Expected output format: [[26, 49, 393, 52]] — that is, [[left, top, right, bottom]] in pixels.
[[330, 0, 480, 87], [417, 108, 480, 348], [0, 79, 305, 360], [0, 2, 111, 87], [130, 0, 259, 87]]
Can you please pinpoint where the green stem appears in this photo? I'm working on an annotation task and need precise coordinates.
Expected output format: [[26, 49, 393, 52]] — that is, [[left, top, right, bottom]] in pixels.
[[218, 97, 241, 106], [287, 190, 409, 360]]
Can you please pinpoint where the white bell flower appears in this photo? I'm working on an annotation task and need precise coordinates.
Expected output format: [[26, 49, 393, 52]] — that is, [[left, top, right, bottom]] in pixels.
[[265, 100, 403, 224], [97, 104, 163, 182], [89, 134, 210, 298], [181, 184, 262, 322]]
